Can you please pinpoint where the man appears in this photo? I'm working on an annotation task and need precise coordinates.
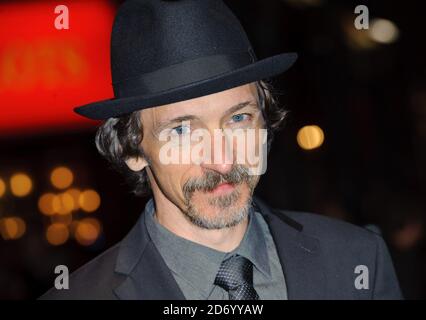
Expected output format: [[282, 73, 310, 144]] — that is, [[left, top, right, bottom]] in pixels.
[[41, 0, 402, 300]]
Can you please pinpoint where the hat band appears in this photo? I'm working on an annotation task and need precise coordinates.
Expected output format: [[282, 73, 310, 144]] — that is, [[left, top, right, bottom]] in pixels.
[[113, 51, 256, 98]]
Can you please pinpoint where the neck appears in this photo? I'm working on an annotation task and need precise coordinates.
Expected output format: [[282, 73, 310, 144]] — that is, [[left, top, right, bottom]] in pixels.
[[151, 191, 249, 253]]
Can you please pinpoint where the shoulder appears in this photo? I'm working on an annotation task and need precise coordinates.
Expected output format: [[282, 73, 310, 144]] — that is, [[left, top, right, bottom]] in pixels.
[[39, 243, 124, 300], [271, 209, 402, 299], [270, 209, 388, 274], [277, 209, 381, 246]]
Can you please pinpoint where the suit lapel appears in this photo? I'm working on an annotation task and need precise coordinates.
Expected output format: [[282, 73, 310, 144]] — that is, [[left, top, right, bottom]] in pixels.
[[253, 197, 328, 299], [113, 213, 186, 300]]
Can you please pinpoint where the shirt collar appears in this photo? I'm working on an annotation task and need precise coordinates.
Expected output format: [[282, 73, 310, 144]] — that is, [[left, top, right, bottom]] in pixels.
[[229, 207, 271, 278], [143, 197, 271, 298]]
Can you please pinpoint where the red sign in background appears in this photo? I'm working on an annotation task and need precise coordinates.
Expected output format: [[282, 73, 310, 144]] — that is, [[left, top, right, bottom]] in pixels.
[[0, 0, 117, 136]]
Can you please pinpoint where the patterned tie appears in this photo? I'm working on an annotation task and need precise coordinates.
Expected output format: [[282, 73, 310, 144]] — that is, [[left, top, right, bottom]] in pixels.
[[214, 254, 260, 300]]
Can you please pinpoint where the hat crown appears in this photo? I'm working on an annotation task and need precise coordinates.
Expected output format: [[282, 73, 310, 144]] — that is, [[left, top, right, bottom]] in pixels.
[[74, 0, 297, 120], [110, 0, 254, 84]]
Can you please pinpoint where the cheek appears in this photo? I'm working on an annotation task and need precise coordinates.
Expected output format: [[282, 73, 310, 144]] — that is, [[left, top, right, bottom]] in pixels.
[[150, 161, 195, 194], [142, 137, 192, 195]]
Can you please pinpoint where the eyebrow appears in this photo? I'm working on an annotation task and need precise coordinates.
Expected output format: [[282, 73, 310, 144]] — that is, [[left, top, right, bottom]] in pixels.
[[221, 100, 259, 120], [154, 100, 258, 133], [154, 115, 198, 134]]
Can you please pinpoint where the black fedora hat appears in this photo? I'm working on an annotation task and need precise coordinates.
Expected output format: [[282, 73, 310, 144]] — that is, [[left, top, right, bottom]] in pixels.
[[74, 0, 297, 120]]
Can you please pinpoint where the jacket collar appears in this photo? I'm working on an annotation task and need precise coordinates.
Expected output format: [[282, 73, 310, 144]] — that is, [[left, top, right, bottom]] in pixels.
[[113, 209, 186, 300], [113, 196, 326, 300], [252, 197, 327, 299]]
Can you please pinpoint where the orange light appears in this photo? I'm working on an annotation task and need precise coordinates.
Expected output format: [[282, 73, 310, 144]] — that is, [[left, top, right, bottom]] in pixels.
[[74, 218, 101, 246], [39, 192, 76, 215], [56, 192, 75, 215], [0, 217, 26, 240], [10, 173, 32, 197], [79, 189, 101, 213], [38, 193, 57, 216], [297, 125, 325, 150], [0, 178, 6, 197], [67, 188, 81, 211], [50, 166, 74, 189], [46, 223, 69, 246]]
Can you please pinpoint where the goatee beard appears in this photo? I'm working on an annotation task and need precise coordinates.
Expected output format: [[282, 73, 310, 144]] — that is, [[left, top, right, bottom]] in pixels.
[[182, 165, 257, 230]]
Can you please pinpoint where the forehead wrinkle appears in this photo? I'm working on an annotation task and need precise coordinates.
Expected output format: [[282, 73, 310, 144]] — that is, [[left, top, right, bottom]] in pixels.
[[145, 84, 259, 133]]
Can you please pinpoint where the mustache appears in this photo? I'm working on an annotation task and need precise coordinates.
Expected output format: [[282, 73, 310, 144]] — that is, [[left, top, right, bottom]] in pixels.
[[182, 165, 253, 196]]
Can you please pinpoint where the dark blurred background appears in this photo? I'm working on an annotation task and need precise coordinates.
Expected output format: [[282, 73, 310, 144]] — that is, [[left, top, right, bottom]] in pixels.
[[0, 0, 425, 300]]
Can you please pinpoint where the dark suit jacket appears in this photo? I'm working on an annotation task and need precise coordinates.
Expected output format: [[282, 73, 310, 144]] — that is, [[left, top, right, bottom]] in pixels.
[[40, 197, 403, 300]]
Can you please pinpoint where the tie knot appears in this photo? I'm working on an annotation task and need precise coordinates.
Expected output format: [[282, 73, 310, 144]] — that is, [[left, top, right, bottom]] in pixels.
[[214, 255, 254, 291]]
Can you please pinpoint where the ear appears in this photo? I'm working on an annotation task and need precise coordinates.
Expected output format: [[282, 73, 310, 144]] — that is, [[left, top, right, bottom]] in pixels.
[[125, 156, 148, 172]]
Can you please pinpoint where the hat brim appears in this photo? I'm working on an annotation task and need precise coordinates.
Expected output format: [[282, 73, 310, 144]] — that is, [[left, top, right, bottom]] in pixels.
[[74, 52, 297, 120]]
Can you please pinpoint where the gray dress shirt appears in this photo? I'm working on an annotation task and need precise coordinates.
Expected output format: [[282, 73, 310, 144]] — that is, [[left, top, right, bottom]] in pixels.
[[144, 198, 288, 300]]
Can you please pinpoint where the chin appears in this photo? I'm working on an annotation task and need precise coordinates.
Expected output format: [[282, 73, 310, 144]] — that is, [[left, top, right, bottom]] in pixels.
[[184, 183, 253, 230]]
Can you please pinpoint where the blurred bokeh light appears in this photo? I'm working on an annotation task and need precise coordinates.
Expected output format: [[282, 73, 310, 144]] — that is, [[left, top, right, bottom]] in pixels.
[[0, 177, 6, 197], [296, 125, 325, 150], [45, 223, 69, 246], [74, 218, 101, 246], [79, 189, 101, 213], [10, 173, 32, 197], [0, 217, 26, 240], [38, 193, 58, 216], [369, 18, 399, 44], [50, 167, 74, 190]]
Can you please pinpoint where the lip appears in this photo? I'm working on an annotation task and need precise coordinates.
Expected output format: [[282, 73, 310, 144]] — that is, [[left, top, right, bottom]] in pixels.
[[209, 182, 235, 194]]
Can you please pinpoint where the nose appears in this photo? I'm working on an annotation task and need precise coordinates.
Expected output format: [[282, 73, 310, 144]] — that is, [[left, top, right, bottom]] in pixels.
[[200, 130, 233, 175]]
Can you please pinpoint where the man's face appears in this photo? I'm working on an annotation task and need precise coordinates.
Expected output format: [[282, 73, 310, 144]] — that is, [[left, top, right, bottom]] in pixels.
[[131, 83, 266, 229]]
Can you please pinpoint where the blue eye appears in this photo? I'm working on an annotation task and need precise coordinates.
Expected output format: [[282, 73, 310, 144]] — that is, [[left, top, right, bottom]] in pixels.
[[171, 125, 190, 135], [231, 113, 250, 123]]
